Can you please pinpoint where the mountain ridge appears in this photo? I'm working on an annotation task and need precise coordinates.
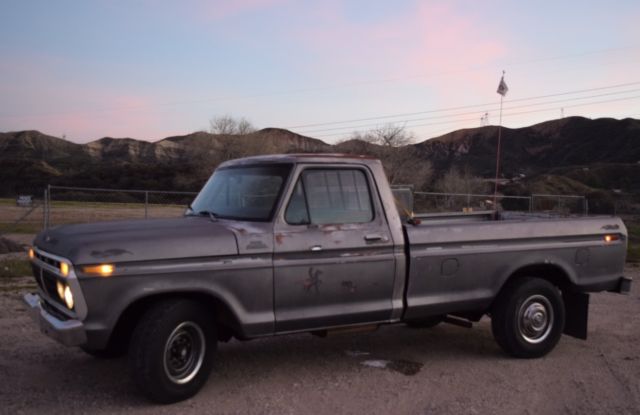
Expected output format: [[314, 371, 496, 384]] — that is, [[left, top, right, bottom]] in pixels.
[[1, 117, 639, 196]]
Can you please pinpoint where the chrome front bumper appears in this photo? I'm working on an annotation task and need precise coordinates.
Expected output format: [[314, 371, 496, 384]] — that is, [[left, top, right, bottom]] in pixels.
[[23, 293, 87, 346]]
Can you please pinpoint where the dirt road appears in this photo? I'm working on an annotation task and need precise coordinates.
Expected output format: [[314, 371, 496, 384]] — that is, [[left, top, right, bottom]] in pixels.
[[0, 268, 638, 414]]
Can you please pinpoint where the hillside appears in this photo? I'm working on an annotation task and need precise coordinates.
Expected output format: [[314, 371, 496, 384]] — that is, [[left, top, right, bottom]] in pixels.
[[1, 117, 639, 197]]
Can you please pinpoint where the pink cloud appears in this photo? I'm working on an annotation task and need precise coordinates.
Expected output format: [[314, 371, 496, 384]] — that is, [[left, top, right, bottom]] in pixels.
[[293, 2, 508, 100]]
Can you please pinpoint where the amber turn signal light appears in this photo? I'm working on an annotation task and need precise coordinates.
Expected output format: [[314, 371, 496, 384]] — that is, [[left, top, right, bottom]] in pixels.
[[60, 262, 70, 277], [82, 264, 115, 277], [28, 248, 35, 259], [604, 234, 620, 243]]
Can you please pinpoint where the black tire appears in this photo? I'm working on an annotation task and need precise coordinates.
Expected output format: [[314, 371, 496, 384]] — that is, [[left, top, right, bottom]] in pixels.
[[128, 299, 216, 404], [405, 315, 444, 329], [491, 277, 565, 358]]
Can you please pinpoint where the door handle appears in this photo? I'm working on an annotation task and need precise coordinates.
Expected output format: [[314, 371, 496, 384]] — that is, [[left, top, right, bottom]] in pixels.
[[310, 245, 323, 252], [364, 234, 383, 242]]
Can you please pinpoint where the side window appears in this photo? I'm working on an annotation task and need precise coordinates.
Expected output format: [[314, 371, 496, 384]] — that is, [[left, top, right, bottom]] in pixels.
[[284, 180, 310, 225], [285, 169, 373, 225]]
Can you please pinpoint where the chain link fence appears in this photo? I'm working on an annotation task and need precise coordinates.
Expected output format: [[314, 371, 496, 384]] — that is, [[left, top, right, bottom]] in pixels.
[[403, 191, 588, 215], [411, 192, 532, 213], [44, 186, 198, 229], [530, 194, 588, 215], [0, 191, 47, 235], [0, 184, 606, 236]]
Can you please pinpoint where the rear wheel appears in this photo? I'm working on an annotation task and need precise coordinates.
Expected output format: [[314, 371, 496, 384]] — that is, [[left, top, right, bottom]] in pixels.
[[128, 299, 216, 403], [491, 278, 565, 358]]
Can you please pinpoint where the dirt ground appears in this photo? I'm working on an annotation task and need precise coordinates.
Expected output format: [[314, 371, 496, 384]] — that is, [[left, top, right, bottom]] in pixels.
[[0, 265, 638, 415]]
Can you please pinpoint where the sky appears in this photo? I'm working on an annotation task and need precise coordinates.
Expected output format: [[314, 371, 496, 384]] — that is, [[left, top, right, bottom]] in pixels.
[[1, 0, 639, 144]]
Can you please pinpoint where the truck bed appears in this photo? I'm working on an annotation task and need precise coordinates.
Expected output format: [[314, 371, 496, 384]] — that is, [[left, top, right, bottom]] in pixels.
[[402, 214, 627, 319]]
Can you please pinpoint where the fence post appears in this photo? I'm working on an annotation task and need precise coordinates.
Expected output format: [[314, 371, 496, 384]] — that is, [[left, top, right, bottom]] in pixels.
[[47, 184, 51, 229], [531, 195, 535, 212], [528, 196, 533, 212], [584, 198, 589, 216], [144, 191, 149, 219]]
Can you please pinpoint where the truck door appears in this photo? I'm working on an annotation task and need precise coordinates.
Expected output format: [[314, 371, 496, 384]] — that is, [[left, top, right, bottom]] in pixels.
[[273, 165, 396, 332]]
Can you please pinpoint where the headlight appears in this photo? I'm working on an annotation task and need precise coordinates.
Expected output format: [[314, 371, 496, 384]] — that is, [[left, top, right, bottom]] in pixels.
[[28, 248, 35, 259], [63, 285, 74, 310], [56, 281, 65, 300]]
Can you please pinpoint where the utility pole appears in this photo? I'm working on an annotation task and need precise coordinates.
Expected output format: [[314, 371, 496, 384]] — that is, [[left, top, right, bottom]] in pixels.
[[493, 71, 509, 209]]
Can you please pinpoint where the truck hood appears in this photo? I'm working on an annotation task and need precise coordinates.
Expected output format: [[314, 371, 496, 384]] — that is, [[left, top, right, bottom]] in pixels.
[[33, 216, 238, 265]]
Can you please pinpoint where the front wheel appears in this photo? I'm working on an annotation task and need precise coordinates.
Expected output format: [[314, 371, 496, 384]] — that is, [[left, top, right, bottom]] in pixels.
[[491, 278, 565, 358], [128, 299, 216, 403]]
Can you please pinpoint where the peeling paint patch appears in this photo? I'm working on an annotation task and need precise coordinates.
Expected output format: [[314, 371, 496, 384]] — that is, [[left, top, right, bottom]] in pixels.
[[246, 240, 267, 250]]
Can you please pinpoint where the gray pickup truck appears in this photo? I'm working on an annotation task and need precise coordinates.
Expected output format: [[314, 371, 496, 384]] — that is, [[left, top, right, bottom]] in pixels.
[[25, 154, 631, 403]]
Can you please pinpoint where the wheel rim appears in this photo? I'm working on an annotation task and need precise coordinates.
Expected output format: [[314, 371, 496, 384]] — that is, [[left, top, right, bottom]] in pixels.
[[517, 294, 554, 344], [163, 321, 206, 385]]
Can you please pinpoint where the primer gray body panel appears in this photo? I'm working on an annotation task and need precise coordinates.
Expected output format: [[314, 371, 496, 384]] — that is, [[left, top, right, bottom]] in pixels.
[[272, 162, 397, 332], [27, 154, 629, 350], [404, 216, 627, 319], [33, 217, 239, 264]]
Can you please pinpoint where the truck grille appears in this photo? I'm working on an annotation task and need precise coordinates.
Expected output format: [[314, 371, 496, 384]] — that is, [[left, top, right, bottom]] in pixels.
[[34, 251, 61, 269], [41, 270, 64, 306], [30, 251, 67, 309]]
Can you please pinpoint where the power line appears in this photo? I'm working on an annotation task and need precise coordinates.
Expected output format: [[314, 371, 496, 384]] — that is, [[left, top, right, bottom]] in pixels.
[[288, 81, 640, 130], [297, 87, 640, 135], [313, 94, 640, 139]]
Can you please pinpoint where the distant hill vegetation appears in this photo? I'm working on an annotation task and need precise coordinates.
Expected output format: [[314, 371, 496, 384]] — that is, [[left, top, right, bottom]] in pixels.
[[1, 117, 639, 205]]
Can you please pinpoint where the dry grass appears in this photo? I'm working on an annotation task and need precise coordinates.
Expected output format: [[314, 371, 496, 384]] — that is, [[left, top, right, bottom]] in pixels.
[[0, 200, 185, 233]]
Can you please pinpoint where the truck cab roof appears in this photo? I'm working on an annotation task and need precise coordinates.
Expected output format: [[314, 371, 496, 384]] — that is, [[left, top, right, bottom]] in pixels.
[[219, 153, 380, 168]]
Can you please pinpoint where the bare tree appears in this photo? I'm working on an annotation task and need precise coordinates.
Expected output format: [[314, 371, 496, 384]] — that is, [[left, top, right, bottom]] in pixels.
[[209, 115, 256, 135], [209, 115, 236, 135], [344, 125, 430, 190], [236, 118, 256, 135], [383, 148, 433, 190], [434, 167, 490, 210], [436, 166, 489, 194], [356, 123, 414, 147]]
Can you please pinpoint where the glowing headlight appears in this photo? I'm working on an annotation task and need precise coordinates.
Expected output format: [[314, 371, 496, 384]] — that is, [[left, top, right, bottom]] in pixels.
[[82, 264, 115, 277], [28, 248, 35, 260], [56, 281, 65, 300], [63, 285, 74, 310], [60, 262, 70, 277]]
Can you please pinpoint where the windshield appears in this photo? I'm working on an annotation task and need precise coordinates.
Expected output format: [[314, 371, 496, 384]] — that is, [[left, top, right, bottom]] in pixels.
[[188, 164, 292, 221]]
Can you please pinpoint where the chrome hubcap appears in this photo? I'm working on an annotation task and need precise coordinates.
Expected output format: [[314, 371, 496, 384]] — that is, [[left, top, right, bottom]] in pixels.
[[163, 322, 205, 384], [517, 295, 553, 344]]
